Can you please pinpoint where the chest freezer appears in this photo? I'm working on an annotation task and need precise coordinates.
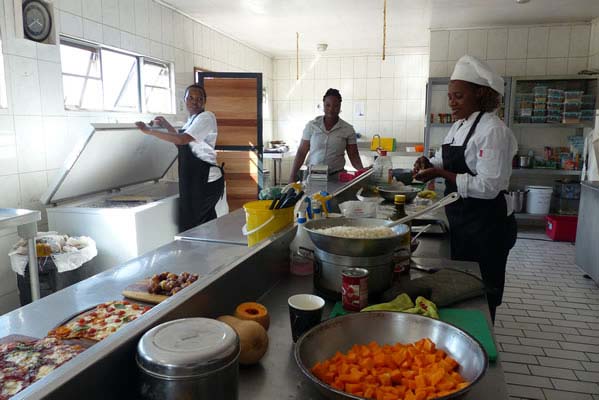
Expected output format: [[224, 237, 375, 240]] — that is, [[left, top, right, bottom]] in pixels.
[[41, 123, 182, 277]]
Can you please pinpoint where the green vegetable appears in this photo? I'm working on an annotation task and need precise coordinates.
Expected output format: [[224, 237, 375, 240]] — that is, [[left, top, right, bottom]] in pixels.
[[73, 325, 90, 332], [361, 293, 414, 312], [361, 294, 439, 319], [114, 303, 126, 309]]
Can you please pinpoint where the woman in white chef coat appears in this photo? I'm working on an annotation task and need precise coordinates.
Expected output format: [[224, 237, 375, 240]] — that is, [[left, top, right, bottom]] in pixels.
[[413, 55, 518, 323], [288, 88, 364, 182], [135, 84, 224, 232]]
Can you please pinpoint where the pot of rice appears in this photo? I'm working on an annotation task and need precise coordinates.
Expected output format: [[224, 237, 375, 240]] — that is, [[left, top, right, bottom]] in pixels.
[[303, 218, 410, 257]]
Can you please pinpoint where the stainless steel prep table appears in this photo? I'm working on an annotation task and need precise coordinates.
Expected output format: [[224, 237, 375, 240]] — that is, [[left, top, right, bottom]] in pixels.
[[239, 237, 507, 400]]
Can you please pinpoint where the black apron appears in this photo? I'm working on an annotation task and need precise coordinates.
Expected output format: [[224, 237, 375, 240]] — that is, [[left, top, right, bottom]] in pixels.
[[177, 119, 224, 233], [442, 112, 517, 310]]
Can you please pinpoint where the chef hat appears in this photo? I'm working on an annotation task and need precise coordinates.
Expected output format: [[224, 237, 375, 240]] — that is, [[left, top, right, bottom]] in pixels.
[[450, 55, 504, 96]]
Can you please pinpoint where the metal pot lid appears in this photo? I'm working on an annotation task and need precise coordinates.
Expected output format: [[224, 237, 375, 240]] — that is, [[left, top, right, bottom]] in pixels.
[[137, 318, 239, 378]]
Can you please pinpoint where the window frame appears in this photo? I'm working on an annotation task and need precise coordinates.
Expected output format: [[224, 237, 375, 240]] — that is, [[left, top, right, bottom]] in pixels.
[[60, 36, 175, 114]]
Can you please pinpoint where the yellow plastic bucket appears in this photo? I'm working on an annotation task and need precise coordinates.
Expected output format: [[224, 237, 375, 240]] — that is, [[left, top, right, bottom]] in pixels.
[[242, 200, 294, 246]]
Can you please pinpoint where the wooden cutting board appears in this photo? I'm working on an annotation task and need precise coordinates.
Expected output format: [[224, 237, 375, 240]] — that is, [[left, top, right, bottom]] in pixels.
[[122, 279, 169, 304]]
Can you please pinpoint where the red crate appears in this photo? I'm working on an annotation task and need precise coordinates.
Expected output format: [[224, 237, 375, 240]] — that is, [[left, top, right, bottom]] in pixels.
[[546, 215, 578, 242]]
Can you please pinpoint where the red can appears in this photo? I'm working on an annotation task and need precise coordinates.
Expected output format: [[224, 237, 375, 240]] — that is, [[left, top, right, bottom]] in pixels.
[[341, 268, 369, 312]]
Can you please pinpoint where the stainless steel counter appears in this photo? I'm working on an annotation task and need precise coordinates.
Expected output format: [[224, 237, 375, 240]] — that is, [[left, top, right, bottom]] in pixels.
[[581, 180, 599, 192], [239, 237, 507, 400], [176, 208, 248, 245]]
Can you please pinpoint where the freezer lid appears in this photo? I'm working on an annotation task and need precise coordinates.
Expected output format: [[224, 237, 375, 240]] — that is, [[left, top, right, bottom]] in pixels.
[[41, 123, 180, 205]]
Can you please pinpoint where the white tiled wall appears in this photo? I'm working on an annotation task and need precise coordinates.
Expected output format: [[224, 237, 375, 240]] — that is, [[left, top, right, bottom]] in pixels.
[[272, 53, 429, 144], [0, 0, 273, 314], [271, 52, 429, 179], [590, 18, 599, 69], [430, 23, 591, 78]]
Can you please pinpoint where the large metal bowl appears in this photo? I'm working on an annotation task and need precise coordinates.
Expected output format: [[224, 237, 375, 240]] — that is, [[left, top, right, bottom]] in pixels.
[[377, 184, 420, 203], [295, 312, 488, 400], [303, 218, 410, 257]]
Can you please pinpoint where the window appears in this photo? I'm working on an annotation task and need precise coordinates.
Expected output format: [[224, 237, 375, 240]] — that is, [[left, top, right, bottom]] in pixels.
[[60, 38, 173, 113], [0, 40, 7, 109], [143, 60, 172, 113]]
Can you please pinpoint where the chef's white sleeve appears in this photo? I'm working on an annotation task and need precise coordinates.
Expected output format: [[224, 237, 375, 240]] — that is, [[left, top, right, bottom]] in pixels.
[[456, 126, 516, 199], [184, 113, 216, 142]]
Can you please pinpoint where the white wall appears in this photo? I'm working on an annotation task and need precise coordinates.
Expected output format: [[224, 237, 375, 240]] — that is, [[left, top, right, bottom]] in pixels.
[[0, 0, 273, 314], [591, 18, 599, 69], [271, 50, 429, 178], [430, 24, 591, 78]]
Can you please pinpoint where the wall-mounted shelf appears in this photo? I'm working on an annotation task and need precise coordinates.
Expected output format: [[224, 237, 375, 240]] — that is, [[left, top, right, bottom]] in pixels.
[[514, 213, 547, 221], [512, 169, 581, 176], [512, 123, 593, 129]]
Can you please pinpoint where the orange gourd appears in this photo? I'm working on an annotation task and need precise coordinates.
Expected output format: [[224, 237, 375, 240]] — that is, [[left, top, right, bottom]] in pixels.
[[234, 302, 270, 330]]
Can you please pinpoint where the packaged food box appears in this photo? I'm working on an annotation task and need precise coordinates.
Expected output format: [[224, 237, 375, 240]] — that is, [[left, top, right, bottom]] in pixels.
[[533, 102, 547, 110], [564, 91, 583, 102], [581, 94, 595, 104], [547, 102, 563, 112], [533, 109, 547, 116], [534, 86, 548, 95], [531, 116, 547, 123]]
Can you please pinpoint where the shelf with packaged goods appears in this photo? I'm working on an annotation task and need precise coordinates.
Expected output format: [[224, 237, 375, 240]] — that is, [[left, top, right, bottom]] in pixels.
[[512, 123, 593, 129], [512, 169, 581, 176]]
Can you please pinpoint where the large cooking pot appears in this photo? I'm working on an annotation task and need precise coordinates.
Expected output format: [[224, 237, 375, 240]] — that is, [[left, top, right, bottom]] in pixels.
[[295, 311, 488, 400], [303, 193, 460, 257], [377, 184, 420, 203]]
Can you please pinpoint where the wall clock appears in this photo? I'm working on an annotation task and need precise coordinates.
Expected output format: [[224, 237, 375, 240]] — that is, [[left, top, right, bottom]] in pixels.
[[22, 0, 52, 42]]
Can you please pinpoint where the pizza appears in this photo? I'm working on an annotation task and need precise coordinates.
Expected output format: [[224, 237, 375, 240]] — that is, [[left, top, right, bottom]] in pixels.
[[48, 300, 151, 342], [0, 337, 84, 399], [148, 272, 199, 296]]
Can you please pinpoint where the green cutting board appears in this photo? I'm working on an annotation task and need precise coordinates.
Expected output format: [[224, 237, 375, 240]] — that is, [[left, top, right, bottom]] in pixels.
[[439, 308, 497, 362]]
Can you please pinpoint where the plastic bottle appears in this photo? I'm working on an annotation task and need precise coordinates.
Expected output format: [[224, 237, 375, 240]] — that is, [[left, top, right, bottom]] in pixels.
[[371, 150, 393, 186], [312, 201, 323, 220], [290, 212, 314, 276]]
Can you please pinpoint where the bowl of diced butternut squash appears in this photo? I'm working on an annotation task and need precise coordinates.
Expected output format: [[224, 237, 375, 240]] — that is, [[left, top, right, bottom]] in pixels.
[[294, 311, 487, 400]]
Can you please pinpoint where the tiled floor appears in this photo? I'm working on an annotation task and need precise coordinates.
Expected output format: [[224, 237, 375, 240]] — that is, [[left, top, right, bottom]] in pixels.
[[496, 228, 599, 400]]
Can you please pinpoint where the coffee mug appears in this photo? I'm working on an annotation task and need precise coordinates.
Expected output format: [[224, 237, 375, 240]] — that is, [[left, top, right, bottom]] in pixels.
[[288, 294, 325, 342]]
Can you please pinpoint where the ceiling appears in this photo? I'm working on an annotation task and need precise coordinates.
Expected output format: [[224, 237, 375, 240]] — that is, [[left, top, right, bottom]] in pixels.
[[165, 0, 599, 57]]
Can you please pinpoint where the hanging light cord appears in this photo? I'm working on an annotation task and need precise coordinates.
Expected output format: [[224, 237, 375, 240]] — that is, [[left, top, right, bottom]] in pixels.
[[296, 32, 300, 80], [382, 0, 387, 61]]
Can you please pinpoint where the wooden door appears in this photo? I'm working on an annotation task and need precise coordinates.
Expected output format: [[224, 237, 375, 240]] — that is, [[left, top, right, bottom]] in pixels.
[[195, 72, 263, 211]]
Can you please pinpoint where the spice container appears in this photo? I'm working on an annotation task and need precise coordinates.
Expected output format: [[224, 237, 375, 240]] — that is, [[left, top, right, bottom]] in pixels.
[[137, 318, 240, 400]]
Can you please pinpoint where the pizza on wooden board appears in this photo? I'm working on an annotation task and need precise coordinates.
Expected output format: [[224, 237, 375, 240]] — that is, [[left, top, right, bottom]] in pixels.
[[0, 337, 85, 399], [48, 300, 152, 342]]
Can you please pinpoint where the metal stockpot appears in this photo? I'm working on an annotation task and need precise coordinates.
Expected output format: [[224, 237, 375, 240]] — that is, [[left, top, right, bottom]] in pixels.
[[509, 190, 528, 213], [137, 318, 240, 400]]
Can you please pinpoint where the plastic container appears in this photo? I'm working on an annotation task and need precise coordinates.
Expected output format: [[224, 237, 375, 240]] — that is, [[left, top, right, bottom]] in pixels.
[[526, 185, 553, 215], [290, 212, 315, 276], [547, 102, 563, 111], [553, 180, 581, 199], [532, 109, 547, 116], [545, 215, 578, 242], [242, 200, 295, 246], [548, 89, 564, 100], [519, 108, 533, 117], [564, 102, 581, 112], [531, 116, 547, 123], [565, 91, 583, 102], [563, 112, 581, 124], [371, 150, 393, 186], [533, 102, 547, 110]]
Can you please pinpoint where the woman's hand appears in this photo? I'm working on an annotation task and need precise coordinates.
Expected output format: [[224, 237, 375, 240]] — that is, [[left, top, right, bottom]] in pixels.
[[413, 167, 440, 183], [413, 156, 432, 174], [135, 121, 152, 134], [151, 116, 174, 131]]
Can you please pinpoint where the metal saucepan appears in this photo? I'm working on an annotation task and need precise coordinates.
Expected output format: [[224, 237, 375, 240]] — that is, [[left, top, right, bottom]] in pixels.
[[303, 193, 459, 257], [376, 184, 420, 203], [295, 311, 488, 400]]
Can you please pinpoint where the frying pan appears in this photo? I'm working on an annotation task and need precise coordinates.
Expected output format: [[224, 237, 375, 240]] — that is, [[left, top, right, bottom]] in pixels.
[[303, 192, 459, 257]]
